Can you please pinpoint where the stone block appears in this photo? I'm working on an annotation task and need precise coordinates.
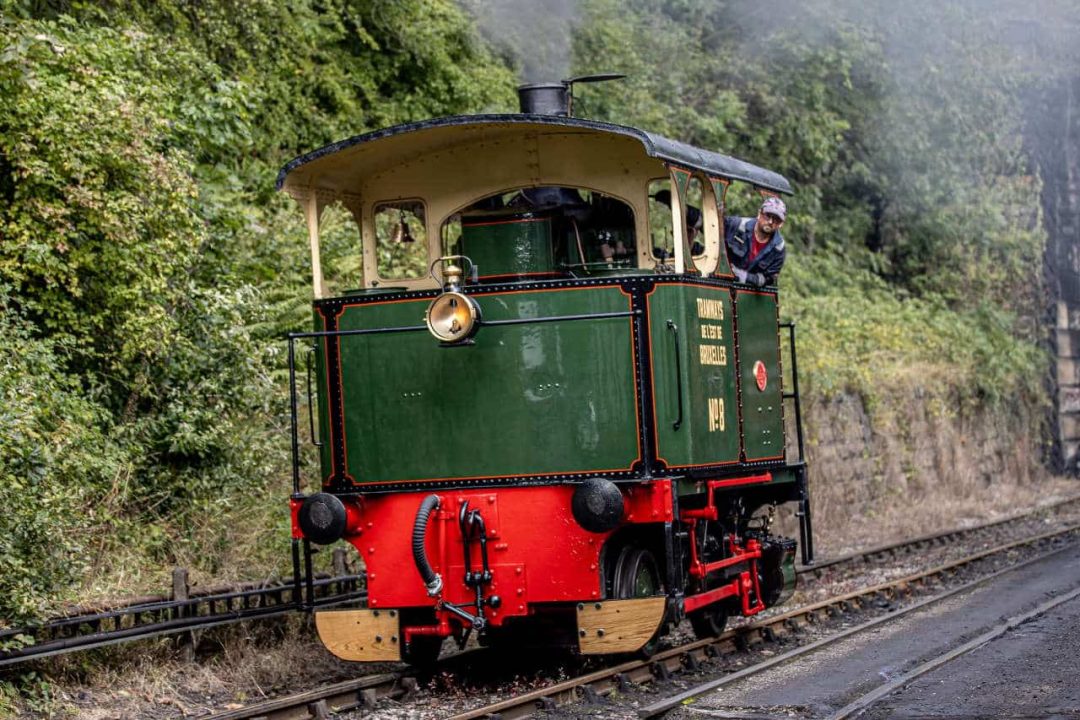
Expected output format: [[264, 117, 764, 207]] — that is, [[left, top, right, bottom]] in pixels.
[[1059, 412, 1080, 441], [1062, 386, 1080, 414]]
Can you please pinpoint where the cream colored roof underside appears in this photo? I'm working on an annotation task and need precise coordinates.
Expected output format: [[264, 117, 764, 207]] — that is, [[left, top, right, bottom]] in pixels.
[[282, 123, 697, 292]]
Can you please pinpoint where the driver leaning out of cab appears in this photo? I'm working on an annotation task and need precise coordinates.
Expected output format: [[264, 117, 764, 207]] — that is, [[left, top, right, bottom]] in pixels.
[[654, 191, 787, 287], [724, 196, 787, 287]]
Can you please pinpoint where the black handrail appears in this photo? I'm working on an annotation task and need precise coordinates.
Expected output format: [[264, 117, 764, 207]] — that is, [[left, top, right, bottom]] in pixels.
[[285, 309, 640, 342], [779, 321, 806, 462], [305, 343, 322, 447], [779, 320, 813, 565], [288, 339, 301, 495], [667, 319, 684, 430]]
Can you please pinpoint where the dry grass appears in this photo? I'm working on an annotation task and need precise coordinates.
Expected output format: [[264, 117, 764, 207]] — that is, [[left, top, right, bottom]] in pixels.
[[778, 472, 1080, 559], [10, 618, 364, 720], [67, 475, 309, 607]]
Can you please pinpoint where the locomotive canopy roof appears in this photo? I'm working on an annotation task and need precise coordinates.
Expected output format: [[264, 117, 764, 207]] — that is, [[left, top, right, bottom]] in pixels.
[[276, 114, 793, 197]]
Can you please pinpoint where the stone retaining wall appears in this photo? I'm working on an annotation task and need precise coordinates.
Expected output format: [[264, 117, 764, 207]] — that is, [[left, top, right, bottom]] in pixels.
[[781, 391, 1050, 552]]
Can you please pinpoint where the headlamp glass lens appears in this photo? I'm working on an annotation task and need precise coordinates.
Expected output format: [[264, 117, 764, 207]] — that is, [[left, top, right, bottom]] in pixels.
[[425, 292, 478, 342]]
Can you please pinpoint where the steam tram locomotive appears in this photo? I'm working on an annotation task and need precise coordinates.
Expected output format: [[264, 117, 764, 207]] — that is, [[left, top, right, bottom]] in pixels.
[[280, 78, 814, 664]]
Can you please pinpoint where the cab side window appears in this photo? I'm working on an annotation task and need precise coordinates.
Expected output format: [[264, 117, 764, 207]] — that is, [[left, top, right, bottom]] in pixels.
[[648, 179, 673, 260], [648, 178, 705, 261], [320, 203, 364, 296], [374, 200, 427, 279], [687, 177, 705, 258]]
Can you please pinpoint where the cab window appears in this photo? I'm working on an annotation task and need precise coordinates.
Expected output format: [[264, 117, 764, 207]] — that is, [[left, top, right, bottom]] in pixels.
[[649, 178, 706, 260], [442, 186, 636, 275], [648, 179, 673, 260], [687, 177, 705, 258], [320, 203, 364, 296]]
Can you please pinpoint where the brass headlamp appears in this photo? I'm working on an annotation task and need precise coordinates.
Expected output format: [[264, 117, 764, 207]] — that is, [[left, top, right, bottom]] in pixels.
[[425, 256, 480, 344]]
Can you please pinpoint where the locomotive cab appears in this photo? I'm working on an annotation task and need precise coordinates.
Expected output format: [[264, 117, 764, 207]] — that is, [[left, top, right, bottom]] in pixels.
[[452, 186, 638, 281], [279, 83, 814, 664]]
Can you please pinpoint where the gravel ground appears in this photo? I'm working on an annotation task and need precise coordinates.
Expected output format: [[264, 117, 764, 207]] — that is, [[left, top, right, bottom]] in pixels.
[[536, 525, 1080, 719]]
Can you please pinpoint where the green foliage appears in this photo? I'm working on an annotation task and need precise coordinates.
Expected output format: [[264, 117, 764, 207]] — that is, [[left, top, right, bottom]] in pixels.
[[0, 300, 124, 621], [0, 0, 516, 625], [0, 21, 280, 621], [1, 21, 227, 382], [783, 253, 1047, 406], [0, 670, 53, 716]]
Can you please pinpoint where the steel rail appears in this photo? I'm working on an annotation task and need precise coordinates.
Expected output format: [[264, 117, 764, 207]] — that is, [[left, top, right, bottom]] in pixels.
[[0, 575, 364, 667], [797, 492, 1080, 577], [202, 648, 486, 720], [205, 671, 407, 720], [199, 523, 1080, 720]]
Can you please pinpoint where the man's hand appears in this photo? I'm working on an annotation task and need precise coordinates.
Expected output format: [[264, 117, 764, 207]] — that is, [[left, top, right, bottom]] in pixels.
[[733, 267, 748, 283]]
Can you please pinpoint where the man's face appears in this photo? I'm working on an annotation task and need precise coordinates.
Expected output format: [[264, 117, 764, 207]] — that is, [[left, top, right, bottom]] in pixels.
[[757, 209, 784, 236]]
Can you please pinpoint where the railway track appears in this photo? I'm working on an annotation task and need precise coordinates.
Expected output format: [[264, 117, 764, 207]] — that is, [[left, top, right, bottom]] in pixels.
[[637, 532, 1080, 718], [4, 494, 1077, 669], [0, 574, 364, 667], [199, 509, 1080, 720], [448, 524, 1080, 720], [797, 492, 1080, 577]]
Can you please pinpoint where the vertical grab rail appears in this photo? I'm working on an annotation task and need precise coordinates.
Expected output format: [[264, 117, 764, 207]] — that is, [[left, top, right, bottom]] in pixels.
[[287, 334, 318, 606], [287, 335, 304, 606], [287, 335, 301, 495], [291, 539, 302, 607], [779, 320, 814, 565], [305, 343, 323, 447], [779, 321, 806, 462], [667, 320, 684, 430]]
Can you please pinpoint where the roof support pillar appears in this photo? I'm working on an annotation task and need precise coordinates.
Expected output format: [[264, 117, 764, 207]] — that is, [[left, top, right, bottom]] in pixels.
[[668, 164, 697, 275], [304, 190, 327, 300]]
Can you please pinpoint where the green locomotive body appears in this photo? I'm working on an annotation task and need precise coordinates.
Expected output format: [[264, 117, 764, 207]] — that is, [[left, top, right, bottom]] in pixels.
[[282, 82, 813, 663], [315, 283, 639, 485]]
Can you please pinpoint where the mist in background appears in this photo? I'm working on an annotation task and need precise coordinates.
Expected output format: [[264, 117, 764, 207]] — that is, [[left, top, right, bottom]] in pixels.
[[460, 0, 580, 82]]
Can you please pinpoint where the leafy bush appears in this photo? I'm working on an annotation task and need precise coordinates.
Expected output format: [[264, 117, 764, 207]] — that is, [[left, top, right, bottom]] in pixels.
[[783, 252, 1047, 407], [0, 301, 127, 621], [0, 19, 280, 621]]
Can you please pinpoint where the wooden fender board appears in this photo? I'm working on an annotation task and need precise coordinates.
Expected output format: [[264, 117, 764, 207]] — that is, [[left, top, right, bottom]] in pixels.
[[576, 597, 666, 654], [315, 608, 402, 662]]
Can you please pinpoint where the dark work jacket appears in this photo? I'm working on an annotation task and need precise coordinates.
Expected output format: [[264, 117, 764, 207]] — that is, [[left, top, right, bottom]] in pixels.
[[723, 216, 786, 286]]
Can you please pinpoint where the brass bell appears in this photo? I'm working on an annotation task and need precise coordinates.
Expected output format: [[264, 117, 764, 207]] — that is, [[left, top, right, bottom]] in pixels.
[[391, 211, 415, 243]]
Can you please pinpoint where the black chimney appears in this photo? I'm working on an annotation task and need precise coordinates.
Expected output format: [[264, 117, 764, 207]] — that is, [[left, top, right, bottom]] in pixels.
[[517, 82, 570, 116], [517, 75, 626, 118]]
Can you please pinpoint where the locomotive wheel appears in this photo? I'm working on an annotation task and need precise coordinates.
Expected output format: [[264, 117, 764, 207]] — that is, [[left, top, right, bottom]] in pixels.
[[611, 546, 664, 656], [688, 601, 729, 639]]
